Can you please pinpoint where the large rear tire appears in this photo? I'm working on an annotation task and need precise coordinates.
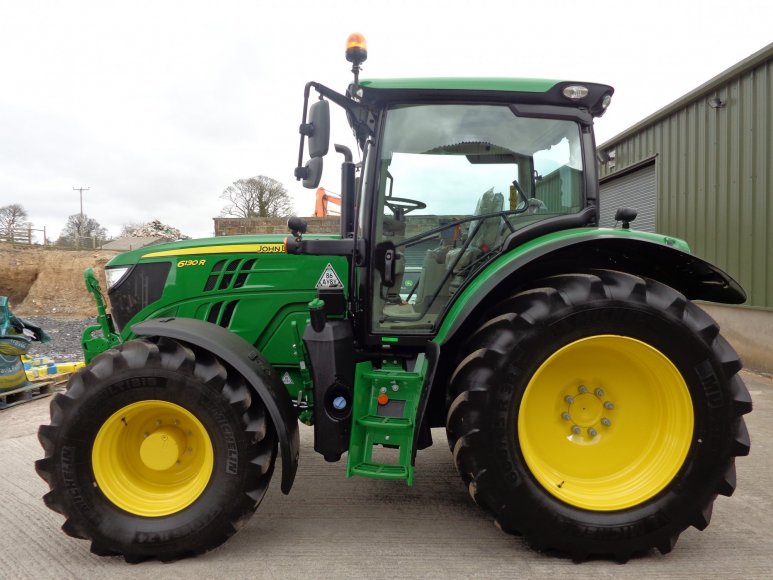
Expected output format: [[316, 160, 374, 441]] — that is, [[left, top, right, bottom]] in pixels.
[[446, 271, 751, 561], [36, 337, 277, 562]]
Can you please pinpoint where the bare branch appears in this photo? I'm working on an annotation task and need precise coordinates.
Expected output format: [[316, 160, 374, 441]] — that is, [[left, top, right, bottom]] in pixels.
[[219, 176, 294, 218], [0, 204, 29, 240]]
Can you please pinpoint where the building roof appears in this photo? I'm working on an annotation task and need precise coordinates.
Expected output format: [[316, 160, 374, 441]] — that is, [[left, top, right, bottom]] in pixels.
[[599, 42, 773, 150], [101, 236, 165, 251]]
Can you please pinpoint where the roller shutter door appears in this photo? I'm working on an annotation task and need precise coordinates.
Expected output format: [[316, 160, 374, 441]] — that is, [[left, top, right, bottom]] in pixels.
[[599, 162, 657, 232], [403, 239, 438, 268]]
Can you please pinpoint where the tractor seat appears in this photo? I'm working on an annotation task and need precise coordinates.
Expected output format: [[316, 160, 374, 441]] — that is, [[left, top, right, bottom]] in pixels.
[[382, 216, 406, 236], [382, 189, 504, 321]]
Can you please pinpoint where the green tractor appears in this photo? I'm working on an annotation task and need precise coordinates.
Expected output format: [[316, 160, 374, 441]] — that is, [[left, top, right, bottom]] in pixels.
[[37, 34, 751, 563]]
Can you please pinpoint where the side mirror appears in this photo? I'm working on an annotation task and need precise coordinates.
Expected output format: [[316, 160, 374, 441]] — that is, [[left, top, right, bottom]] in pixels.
[[300, 157, 323, 189], [307, 100, 330, 158]]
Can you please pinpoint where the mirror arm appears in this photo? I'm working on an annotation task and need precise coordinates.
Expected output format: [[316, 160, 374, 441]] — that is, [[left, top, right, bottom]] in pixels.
[[308, 82, 360, 114]]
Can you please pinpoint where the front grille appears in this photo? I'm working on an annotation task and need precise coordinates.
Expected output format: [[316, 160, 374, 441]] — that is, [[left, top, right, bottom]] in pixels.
[[109, 262, 171, 332]]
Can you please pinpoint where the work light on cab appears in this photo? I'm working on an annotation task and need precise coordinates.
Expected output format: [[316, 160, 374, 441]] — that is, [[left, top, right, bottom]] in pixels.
[[562, 85, 589, 99]]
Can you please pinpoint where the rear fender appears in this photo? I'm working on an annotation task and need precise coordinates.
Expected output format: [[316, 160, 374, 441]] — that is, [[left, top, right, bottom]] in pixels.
[[422, 231, 746, 430], [436, 231, 745, 346], [132, 317, 300, 494]]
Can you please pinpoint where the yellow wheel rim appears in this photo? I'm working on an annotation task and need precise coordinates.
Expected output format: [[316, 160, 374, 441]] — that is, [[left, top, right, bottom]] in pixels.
[[92, 400, 214, 517], [518, 335, 693, 511]]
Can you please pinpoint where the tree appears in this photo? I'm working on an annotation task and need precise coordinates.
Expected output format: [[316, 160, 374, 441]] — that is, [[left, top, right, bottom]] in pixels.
[[220, 176, 294, 218], [56, 213, 109, 248], [0, 204, 29, 241]]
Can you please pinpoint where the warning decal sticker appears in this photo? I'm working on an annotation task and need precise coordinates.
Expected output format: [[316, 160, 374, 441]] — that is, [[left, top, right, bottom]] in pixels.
[[281, 372, 294, 385], [316, 263, 343, 289]]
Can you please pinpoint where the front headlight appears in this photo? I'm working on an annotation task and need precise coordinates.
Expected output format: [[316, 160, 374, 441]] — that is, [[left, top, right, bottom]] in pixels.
[[105, 266, 131, 290]]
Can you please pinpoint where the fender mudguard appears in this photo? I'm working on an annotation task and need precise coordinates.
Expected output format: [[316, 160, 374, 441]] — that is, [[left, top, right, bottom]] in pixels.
[[132, 317, 300, 494], [435, 230, 746, 346]]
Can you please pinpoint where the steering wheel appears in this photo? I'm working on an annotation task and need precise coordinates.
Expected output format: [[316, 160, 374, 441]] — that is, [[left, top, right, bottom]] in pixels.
[[385, 196, 427, 219]]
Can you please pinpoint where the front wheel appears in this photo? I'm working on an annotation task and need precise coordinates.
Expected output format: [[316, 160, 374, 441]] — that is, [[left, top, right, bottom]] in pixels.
[[36, 337, 277, 562], [446, 271, 751, 561]]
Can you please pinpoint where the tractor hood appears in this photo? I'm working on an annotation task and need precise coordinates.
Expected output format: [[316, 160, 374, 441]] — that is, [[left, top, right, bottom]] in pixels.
[[102, 234, 348, 339], [105, 234, 341, 267]]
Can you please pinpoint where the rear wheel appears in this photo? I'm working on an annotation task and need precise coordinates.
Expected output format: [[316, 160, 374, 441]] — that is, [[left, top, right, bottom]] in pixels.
[[36, 337, 277, 562], [446, 271, 751, 561]]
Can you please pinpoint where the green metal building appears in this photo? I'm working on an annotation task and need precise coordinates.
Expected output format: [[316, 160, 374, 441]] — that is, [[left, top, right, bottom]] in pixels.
[[597, 42, 773, 372]]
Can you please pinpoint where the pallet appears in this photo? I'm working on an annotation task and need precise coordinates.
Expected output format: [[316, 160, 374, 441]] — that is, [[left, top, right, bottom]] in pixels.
[[0, 380, 56, 410]]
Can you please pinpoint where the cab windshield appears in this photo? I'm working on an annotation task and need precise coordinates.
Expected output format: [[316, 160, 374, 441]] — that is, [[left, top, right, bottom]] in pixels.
[[372, 103, 585, 333]]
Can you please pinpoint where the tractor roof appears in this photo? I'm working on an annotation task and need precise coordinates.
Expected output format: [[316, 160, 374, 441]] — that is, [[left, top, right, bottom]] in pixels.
[[359, 78, 561, 92], [356, 78, 614, 117]]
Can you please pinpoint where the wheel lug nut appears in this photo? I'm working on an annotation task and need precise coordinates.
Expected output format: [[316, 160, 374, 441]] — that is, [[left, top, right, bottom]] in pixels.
[[604, 402, 615, 410], [601, 418, 611, 427], [578, 385, 588, 394], [564, 395, 574, 404], [561, 412, 571, 421], [595, 388, 604, 397], [571, 425, 581, 435], [588, 428, 598, 437]]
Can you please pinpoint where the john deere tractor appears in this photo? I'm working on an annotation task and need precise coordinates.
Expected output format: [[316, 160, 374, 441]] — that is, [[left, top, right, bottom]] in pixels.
[[37, 34, 751, 563]]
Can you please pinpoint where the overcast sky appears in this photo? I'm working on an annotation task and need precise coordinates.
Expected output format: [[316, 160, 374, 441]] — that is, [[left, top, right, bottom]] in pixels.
[[1, 0, 771, 242]]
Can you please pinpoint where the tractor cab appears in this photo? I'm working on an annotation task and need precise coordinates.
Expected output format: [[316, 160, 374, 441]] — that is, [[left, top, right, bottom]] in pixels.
[[367, 101, 586, 333], [290, 34, 614, 345]]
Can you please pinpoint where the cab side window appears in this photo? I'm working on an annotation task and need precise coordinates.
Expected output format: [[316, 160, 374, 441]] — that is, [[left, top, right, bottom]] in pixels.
[[371, 104, 583, 333]]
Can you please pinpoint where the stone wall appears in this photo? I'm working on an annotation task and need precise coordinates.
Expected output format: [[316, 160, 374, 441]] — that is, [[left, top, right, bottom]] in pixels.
[[213, 217, 341, 236], [214, 215, 465, 237]]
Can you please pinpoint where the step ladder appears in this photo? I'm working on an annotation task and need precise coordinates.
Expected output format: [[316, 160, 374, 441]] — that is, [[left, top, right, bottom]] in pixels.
[[346, 355, 428, 485]]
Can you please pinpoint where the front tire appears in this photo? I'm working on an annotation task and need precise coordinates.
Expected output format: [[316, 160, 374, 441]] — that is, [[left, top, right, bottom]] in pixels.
[[36, 337, 277, 562], [446, 271, 751, 561]]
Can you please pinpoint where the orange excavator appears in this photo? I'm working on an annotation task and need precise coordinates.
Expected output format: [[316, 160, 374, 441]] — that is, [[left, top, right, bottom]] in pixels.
[[314, 187, 341, 216]]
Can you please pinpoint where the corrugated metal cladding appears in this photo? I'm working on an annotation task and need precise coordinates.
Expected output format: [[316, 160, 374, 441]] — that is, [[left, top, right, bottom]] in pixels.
[[599, 163, 657, 231], [597, 44, 773, 309]]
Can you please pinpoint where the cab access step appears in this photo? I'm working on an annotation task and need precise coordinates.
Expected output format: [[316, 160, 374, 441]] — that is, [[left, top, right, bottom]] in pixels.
[[346, 356, 428, 485]]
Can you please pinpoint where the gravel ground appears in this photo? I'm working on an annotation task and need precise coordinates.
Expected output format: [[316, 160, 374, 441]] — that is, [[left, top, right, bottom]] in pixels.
[[20, 316, 96, 362]]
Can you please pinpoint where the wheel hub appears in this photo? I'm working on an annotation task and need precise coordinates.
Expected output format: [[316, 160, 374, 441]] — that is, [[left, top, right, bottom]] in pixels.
[[563, 386, 615, 442], [92, 400, 214, 517], [139, 426, 187, 471], [518, 335, 694, 511]]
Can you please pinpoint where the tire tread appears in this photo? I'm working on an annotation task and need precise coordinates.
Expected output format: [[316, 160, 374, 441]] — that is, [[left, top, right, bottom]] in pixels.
[[446, 270, 750, 561], [35, 338, 278, 562]]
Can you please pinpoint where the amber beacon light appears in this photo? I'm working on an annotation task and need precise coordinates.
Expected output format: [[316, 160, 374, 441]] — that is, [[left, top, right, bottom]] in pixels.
[[345, 33, 367, 85], [345, 33, 367, 64]]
